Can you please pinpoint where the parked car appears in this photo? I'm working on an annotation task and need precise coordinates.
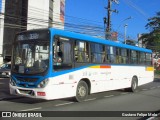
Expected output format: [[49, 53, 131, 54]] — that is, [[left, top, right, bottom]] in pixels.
[[0, 62, 11, 78]]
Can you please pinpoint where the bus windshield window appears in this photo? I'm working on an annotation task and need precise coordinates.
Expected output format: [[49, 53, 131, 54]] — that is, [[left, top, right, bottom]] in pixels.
[[12, 41, 49, 74]]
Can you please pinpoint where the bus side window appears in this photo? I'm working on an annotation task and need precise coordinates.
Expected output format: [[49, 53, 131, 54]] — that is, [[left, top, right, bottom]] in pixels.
[[146, 53, 152, 65], [102, 45, 106, 63], [74, 41, 89, 63], [131, 50, 138, 64], [74, 43, 78, 61], [140, 52, 146, 65], [121, 48, 127, 64]]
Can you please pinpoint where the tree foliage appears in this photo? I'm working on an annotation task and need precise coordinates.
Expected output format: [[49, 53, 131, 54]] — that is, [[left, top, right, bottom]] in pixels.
[[140, 11, 160, 52]]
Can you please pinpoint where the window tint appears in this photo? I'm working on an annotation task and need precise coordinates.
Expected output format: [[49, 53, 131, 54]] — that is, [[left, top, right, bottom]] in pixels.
[[146, 53, 152, 65], [90, 43, 105, 63], [53, 36, 152, 67], [106, 46, 116, 63], [121, 49, 128, 64], [74, 41, 89, 62], [131, 50, 138, 64], [140, 52, 146, 65]]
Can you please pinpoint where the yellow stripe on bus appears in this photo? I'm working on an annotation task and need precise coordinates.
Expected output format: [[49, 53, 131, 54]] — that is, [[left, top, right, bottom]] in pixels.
[[89, 66, 100, 68], [89, 65, 111, 69], [146, 67, 154, 71]]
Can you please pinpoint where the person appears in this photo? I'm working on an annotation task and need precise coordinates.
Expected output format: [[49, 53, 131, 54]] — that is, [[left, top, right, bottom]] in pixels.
[[34, 55, 47, 71], [15, 56, 22, 64]]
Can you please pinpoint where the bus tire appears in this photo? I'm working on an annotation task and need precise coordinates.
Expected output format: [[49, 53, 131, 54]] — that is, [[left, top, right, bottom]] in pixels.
[[75, 81, 88, 102], [130, 77, 138, 92]]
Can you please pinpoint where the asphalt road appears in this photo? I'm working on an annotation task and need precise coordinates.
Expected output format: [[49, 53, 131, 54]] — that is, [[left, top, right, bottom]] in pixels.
[[0, 78, 160, 120]]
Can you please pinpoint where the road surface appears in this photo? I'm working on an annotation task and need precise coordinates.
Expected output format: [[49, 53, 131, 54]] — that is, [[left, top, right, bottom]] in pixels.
[[0, 78, 160, 120]]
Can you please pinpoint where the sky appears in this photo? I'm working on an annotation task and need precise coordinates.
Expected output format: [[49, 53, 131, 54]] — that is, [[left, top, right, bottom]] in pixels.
[[0, 0, 2, 12], [65, 0, 160, 41]]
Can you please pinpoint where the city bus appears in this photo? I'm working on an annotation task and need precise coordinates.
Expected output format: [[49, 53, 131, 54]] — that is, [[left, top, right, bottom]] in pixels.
[[10, 28, 154, 102]]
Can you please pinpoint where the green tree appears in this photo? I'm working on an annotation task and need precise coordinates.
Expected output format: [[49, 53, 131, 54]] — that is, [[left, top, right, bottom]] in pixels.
[[140, 11, 160, 52]]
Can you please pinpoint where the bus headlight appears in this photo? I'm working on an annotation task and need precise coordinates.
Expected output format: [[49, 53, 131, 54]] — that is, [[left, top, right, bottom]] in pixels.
[[37, 79, 49, 88], [10, 78, 16, 86]]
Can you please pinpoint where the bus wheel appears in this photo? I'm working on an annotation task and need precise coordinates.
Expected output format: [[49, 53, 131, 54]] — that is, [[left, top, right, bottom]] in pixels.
[[75, 81, 88, 102], [130, 77, 138, 92]]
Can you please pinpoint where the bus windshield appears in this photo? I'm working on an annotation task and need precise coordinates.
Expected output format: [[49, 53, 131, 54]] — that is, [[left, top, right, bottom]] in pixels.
[[12, 40, 49, 75]]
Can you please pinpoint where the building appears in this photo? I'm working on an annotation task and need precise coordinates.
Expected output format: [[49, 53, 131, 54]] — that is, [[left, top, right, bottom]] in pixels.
[[137, 33, 146, 48], [0, 0, 65, 64], [0, 0, 5, 64], [27, 0, 65, 30]]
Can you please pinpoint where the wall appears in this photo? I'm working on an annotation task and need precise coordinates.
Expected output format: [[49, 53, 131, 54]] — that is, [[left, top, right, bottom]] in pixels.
[[27, 0, 65, 30], [0, 0, 4, 64], [3, 0, 28, 62], [27, 0, 50, 30]]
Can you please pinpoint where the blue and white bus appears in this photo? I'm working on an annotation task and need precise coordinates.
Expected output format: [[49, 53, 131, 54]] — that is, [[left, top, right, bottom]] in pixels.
[[10, 28, 154, 102]]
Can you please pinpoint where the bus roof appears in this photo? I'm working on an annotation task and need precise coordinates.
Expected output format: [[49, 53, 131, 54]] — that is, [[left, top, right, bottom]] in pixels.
[[49, 28, 152, 53]]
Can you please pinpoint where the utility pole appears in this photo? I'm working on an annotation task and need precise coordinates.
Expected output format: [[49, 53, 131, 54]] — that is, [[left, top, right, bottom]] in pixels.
[[104, 0, 119, 39], [106, 0, 111, 32], [124, 24, 128, 44]]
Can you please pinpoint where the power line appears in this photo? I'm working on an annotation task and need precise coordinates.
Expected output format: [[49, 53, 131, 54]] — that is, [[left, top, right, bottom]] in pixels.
[[0, 1, 135, 41], [1, 10, 135, 41], [122, 0, 149, 20]]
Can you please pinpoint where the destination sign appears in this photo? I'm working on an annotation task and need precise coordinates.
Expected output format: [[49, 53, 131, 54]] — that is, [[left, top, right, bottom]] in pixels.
[[16, 30, 50, 41], [18, 33, 39, 41]]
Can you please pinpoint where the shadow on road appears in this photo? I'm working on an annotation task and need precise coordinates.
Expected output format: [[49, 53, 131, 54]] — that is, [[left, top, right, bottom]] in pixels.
[[154, 78, 160, 82]]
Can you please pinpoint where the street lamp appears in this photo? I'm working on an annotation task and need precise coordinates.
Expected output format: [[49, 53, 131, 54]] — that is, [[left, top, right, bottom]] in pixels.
[[116, 16, 132, 31], [124, 24, 128, 44]]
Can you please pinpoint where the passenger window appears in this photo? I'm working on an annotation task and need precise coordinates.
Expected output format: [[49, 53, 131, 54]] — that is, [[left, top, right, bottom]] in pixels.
[[140, 52, 146, 65], [131, 50, 138, 64], [106, 46, 116, 63], [74, 41, 89, 62], [121, 49, 127, 64], [146, 53, 152, 65], [91, 43, 104, 63]]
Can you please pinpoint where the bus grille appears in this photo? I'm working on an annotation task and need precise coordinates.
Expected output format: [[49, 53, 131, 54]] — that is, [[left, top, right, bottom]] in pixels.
[[16, 77, 38, 82], [18, 89, 35, 96]]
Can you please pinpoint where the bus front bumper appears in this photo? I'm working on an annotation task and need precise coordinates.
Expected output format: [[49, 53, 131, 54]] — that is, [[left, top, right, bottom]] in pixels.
[[9, 84, 50, 100]]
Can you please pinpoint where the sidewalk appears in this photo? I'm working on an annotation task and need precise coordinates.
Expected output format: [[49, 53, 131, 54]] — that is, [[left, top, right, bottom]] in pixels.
[[154, 74, 160, 79]]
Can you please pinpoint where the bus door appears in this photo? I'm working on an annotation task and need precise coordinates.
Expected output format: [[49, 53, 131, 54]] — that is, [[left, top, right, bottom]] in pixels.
[[53, 36, 73, 71]]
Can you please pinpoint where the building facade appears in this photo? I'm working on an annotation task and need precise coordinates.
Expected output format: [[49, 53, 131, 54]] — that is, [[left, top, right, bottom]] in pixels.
[[27, 0, 65, 30], [0, 0, 65, 64], [138, 34, 146, 48], [0, 0, 5, 64]]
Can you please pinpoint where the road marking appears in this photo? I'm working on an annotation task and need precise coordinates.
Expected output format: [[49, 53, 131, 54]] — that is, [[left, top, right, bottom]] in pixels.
[[55, 102, 74, 107], [157, 86, 160, 88], [20, 107, 42, 111], [121, 93, 129, 95], [104, 95, 114, 98], [142, 89, 148, 91], [84, 98, 96, 101], [0, 83, 4, 85], [147, 117, 156, 120], [150, 87, 156, 89]]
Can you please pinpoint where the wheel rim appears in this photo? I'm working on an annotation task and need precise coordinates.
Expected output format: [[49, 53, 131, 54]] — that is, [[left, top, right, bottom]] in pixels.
[[132, 81, 137, 90], [78, 86, 86, 97]]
